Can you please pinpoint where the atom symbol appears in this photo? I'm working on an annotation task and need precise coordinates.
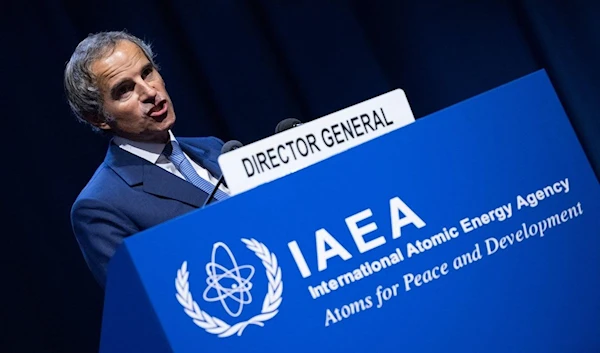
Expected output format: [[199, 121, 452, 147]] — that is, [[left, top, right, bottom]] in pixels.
[[202, 242, 255, 317]]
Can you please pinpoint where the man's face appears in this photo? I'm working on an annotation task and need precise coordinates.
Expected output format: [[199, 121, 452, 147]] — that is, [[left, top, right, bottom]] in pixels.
[[91, 40, 175, 142]]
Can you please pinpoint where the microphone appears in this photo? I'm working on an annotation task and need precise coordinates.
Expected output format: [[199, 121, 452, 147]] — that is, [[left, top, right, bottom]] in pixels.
[[275, 118, 303, 134], [221, 140, 244, 154], [202, 140, 244, 208]]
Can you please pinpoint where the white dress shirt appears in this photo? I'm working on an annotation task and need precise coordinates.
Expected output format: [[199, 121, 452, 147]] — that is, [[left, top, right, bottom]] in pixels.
[[113, 130, 230, 194]]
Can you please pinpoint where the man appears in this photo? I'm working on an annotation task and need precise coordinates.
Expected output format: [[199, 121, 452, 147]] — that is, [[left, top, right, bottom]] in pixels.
[[65, 31, 229, 288]]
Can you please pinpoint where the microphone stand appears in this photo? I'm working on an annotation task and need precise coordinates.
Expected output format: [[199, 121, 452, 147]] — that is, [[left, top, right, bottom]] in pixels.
[[202, 175, 226, 208]]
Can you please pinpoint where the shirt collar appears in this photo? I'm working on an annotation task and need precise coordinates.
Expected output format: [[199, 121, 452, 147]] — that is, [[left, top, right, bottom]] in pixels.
[[112, 130, 178, 164]]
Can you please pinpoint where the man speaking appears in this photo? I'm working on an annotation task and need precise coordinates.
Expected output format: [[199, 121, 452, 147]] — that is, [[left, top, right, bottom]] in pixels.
[[65, 31, 230, 288]]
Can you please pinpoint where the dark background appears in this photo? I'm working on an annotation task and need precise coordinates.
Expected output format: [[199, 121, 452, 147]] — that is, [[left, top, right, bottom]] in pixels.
[[3, 0, 599, 352]]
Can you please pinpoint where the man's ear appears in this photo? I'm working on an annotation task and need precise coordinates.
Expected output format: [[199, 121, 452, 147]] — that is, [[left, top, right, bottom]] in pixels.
[[96, 121, 112, 131], [84, 113, 112, 131]]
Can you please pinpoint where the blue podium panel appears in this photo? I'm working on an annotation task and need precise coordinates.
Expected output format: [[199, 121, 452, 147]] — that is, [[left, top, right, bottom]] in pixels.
[[100, 70, 600, 353]]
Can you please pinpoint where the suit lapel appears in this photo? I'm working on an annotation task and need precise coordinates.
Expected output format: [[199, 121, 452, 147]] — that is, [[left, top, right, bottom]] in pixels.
[[105, 140, 209, 208], [179, 139, 223, 179], [141, 165, 206, 207]]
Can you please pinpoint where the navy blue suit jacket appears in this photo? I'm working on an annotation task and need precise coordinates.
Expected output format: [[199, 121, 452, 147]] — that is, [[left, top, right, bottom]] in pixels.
[[71, 136, 224, 288]]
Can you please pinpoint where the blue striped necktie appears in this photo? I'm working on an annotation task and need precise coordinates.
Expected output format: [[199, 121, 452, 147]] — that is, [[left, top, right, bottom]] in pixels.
[[163, 141, 229, 201]]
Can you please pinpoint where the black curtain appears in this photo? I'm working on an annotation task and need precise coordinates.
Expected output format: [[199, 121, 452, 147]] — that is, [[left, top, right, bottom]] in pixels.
[[4, 0, 599, 352]]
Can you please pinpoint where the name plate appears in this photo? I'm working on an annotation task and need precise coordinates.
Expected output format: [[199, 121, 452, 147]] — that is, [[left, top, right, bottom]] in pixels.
[[218, 89, 415, 195]]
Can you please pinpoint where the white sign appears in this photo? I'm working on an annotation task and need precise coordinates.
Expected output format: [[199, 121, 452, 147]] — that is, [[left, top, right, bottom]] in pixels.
[[219, 89, 415, 195]]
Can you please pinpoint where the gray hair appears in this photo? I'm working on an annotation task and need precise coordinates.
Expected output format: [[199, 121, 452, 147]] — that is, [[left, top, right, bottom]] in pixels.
[[64, 31, 159, 133]]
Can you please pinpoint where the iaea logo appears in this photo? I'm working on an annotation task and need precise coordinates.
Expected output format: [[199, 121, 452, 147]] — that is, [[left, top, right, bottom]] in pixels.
[[202, 242, 255, 318], [175, 238, 283, 337]]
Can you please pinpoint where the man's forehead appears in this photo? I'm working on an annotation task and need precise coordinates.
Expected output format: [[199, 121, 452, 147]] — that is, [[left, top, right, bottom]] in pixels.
[[91, 40, 149, 88]]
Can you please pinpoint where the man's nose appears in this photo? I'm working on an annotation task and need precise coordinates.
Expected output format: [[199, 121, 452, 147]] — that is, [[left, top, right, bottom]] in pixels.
[[138, 80, 158, 103]]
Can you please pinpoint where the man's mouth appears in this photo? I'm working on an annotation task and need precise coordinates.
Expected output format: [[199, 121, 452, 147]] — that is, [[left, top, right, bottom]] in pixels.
[[149, 100, 168, 117]]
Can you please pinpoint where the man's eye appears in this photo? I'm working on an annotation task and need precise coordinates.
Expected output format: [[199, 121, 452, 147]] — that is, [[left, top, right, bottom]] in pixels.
[[142, 67, 153, 79], [117, 83, 134, 97]]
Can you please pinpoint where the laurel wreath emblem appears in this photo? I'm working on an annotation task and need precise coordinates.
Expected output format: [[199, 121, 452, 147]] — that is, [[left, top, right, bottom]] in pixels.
[[175, 238, 283, 337]]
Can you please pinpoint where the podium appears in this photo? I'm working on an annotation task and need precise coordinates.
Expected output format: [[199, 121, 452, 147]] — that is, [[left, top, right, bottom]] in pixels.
[[99, 70, 600, 353]]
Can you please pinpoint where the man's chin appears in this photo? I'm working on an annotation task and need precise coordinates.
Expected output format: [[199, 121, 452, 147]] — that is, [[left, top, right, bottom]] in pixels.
[[163, 114, 176, 130]]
